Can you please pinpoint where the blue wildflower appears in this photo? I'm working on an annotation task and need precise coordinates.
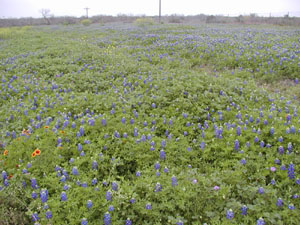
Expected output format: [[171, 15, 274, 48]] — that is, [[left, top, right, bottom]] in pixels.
[[177, 220, 184, 225], [30, 178, 38, 189], [72, 167, 79, 176], [240, 205, 247, 215], [1, 171, 7, 180], [274, 158, 280, 165], [105, 191, 112, 201], [57, 137, 62, 146], [125, 218, 132, 225], [154, 162, 160, 170], [240, 158, 246, 165], [280, 165, 286, 170], [276, 198, 283, 207], [236, 126, 241, 136], [81, 218, 88, 225], [200, 141, 205, 150], [288, 163, 295, 179], [161, 139, 166, 147], [92, 161, 98, 170], [292, 194, 299, 199], [112, 181, 118, 191], [290, 126, 296, 134], [130, 118, 134, 124], [45, 210, 52, 220], [60, 192, 67, 201], [77, 143, 82, 151], [86, 200, 93, 209], [160, 150, 166, 160], [60, 175, 66, 182], [32, 212, 39, 222], [154, 182, 162, 192], [171, 175, 178, 187], [114, 131, 120, 138], [256, 218, 265, 225], [133, 128, 138, 136], [145, 203, 152, 210], [91, 178, 97, 185], [40, 189, 48, 203], [258, 187, 264, 194], [287, 142, 292, 153], [226, 209, 234, 220], [270, 179, 276, 185], [234, 139, 239, 151], [79, 126, 84, 136], [121, 117, 125, 124], [277, 146, 284, 154], [140, 134, 146, 142], [32, 191, 37, 199], [163, 167, 169, 173], [104, 212, 111, 225]]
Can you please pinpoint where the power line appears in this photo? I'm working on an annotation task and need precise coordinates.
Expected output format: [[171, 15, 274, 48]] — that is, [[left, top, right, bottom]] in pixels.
[[159, 0, 161, 23], [84, 7, 90, 18]]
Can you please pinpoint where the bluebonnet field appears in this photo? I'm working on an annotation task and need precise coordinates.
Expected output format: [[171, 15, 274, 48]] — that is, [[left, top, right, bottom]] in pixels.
[[0, 23, 300, 224]]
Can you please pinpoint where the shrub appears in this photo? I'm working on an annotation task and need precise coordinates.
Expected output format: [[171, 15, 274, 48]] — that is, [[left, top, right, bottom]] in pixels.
[[81, 19, 92, 26], [0, 26, 31, 39], [134, 17, 154, 27]]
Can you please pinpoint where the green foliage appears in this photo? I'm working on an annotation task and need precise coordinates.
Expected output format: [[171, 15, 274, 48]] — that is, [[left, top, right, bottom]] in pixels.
[[134, 17, 154, 27], [0, 26, 31, 40], [0, 24, 299, 224], [81, 19, 92, 26]]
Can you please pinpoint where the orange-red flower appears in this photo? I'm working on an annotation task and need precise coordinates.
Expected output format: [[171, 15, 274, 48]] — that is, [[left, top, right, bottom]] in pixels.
[[32, 152, 36, 157], [3, 150, 8, 156], [44, 126, 49, 129], [60, 130, 65, 134], [22, 129, 30, 136], [34, 149, 41, 155]]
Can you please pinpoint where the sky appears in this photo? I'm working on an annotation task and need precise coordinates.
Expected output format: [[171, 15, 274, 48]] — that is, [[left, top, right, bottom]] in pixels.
[[1, 0, 300, 18]]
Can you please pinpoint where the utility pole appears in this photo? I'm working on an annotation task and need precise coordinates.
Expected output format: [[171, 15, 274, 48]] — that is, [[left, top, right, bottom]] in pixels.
[[159, 0, 161, 23], [84, 7, 90, 18]]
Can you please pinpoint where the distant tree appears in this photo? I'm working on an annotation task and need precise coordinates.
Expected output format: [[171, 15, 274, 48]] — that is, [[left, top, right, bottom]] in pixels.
[[284, 13, 290, 19], [236, 15, 244, 23], [39, 9, 52, 25], [206, 15, 216, 23]]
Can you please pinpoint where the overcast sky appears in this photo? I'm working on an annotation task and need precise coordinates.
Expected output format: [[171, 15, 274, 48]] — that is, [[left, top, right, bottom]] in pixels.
[[1, 0, 300, 18]]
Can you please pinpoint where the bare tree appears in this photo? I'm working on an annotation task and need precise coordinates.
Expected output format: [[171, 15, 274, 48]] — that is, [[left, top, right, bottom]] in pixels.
[[39, 9, 52, 25]]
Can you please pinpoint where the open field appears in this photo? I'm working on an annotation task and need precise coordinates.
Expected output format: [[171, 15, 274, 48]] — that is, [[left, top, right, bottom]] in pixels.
[[0, 23, 300, 224]]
